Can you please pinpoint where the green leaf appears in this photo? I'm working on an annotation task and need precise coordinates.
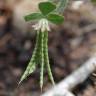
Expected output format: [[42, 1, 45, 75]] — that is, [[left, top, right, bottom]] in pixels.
[[47, 13, 64, 24], [39, 2, 56, 15], [91, 0, 96, 4], [24, 13, 43, 21]]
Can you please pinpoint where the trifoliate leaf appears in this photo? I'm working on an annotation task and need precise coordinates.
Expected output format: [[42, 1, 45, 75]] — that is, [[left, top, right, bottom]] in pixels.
[[24, 13, 43, 21], [47, 13, 64, 24], [39, 2, 56, 15]]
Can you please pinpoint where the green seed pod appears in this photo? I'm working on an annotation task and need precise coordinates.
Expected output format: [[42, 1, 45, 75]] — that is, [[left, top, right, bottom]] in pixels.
[[19, 31, 40, 83], [43, 31, 55, 85], [40, 31, 45, 90]]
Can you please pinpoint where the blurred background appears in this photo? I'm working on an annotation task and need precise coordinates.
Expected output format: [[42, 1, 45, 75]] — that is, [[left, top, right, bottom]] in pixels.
[[0, 0, 96, 96]]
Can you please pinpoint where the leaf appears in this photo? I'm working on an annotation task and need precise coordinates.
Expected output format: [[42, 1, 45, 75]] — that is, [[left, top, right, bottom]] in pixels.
[[39, 2, 56, 15], [91, 0, 96, 4], [47, 13, 64, 24], [24, 13, 43, 21]]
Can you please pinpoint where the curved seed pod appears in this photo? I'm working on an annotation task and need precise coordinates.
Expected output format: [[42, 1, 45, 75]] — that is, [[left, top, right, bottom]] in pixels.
[[19, 31, 40, 84], [43, 31, 55, 85], [29, 31, 41, 73]]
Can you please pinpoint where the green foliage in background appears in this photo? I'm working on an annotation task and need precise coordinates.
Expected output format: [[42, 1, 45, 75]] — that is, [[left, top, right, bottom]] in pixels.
[[91, 0, 96, 4]]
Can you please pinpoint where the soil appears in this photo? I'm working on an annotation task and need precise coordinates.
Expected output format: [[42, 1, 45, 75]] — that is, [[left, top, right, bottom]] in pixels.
[[0, 1, 96, 96]]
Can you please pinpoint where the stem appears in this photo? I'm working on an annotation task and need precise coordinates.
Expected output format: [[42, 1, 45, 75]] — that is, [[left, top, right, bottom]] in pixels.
[[48, 0, 56, 2], [43, 31, 55, 85], [55, 0, 69, 14]]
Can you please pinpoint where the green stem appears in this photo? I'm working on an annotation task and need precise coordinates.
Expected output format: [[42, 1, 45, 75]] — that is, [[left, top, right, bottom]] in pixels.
[[48, 0, 56, 2], [55, 0, 69, 14]]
